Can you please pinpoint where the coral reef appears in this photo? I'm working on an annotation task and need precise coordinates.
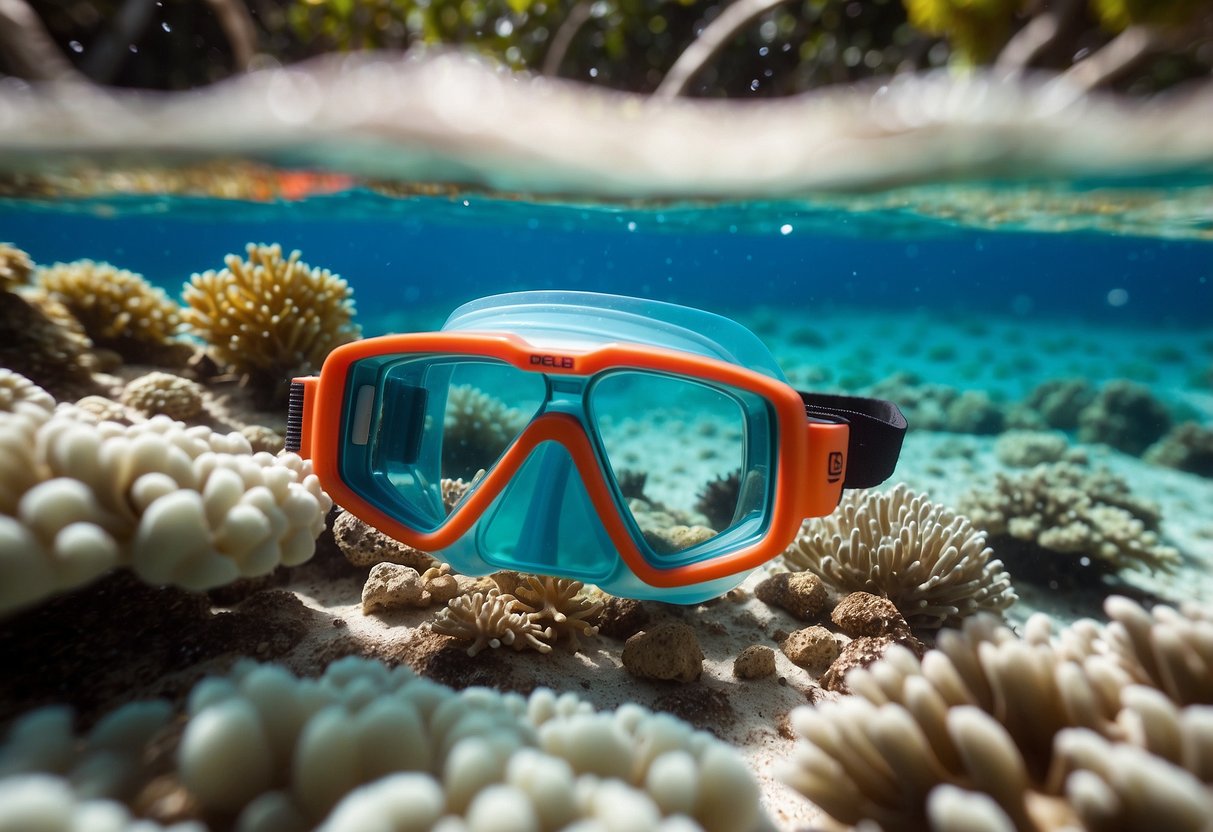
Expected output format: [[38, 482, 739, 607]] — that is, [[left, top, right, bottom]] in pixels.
[[1077, 380, 1172, 456], [182, 243, 359, 400], [120, 371, 205, 420], [36, 260, 183, 364], [0, 243, 33, 292], [784, 485, 1016, 628], [959, 463, 1178, 578], [0, 657, 765, 832], [0, 373, 332, 614], [780, 598, 1213, 831], [1144, 422, 1213, 477]]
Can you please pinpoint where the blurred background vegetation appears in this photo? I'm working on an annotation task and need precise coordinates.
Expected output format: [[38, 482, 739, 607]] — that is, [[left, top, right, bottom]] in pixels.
[[10, 0, 1213, 96]]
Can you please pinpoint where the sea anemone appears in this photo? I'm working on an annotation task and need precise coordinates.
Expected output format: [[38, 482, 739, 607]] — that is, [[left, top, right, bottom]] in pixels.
[[784, 484, 1017, 628], [780, 598, 1213, 831]]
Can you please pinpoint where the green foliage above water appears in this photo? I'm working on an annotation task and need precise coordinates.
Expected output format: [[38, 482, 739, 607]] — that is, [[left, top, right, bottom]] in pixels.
[[14, 0, 1213, 96]]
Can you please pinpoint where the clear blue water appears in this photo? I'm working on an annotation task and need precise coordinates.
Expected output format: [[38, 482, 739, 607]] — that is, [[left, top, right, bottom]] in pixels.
[[3, 190, 1210, 333]]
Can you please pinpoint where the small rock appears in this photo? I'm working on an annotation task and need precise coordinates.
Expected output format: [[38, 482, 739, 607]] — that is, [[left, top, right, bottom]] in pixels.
[[733, 645, 776, 679], [755, 572, 827, 620], [597, 596, 651, 640], [622, 622, 703, 683], [424, 564, 461, 605], [831, 591, 909, 638], [333, 510, 437, 570], [361, 563, 428, 613], [820, 633, 925, 693], [781, 626, 840, 673]]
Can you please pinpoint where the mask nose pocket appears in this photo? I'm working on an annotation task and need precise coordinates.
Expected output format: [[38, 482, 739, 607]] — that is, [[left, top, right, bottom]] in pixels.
[[476, 441, 617, 581]]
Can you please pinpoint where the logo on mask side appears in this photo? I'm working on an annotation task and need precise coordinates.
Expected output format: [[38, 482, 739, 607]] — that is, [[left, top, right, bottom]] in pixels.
[[827, 451, 844, 483]]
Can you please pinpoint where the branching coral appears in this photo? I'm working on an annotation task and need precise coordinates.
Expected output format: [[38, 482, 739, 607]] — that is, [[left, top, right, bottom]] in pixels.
[[432, 589, 554, 657], [2, 657, 767, 832], [784, 484, 1017, 629], [0, 372, 332, 614], [36, 260, 183, 364], [512, 574, 603, 649], [780, 597, 1213, 832], [120, 371, 205, 420], [182, 243, 359, 397], [0, 243, 33, 293], [959, 462, 1177, 577]]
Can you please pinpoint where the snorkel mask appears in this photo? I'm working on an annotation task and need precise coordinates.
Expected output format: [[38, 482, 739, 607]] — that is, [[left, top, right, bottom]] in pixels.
[[287, 292, 906, 603]]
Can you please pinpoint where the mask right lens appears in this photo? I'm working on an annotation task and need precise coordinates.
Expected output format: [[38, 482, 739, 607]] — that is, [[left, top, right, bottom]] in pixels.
[[588, 370, 774, 565]]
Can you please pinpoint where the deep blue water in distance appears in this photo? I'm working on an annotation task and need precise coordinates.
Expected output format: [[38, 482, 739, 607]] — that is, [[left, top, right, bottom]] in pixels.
[[2, 193, 1210, 331]]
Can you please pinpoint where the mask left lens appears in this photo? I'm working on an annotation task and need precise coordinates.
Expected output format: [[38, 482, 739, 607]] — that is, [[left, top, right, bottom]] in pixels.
[[342, 355, 546, 531]]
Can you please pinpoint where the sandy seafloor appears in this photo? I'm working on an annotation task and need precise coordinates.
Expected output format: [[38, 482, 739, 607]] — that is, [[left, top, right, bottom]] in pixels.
[[2, 302, 1211, 832]]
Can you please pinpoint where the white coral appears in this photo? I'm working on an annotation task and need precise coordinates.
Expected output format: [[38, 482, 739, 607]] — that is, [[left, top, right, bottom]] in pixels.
[[0, 373, 331, 613], [175, 657, 760, 832]]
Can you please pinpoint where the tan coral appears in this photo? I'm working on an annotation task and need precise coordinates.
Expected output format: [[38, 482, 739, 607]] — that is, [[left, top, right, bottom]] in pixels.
[[36, 260, 182, 363], [0, 243, 33, 292], [512, 574, 602, 649], [182, 243, 359, 391], [120, 372, 205, 420], [785, 484, 1017, 628], [432, 589, 553, 657]]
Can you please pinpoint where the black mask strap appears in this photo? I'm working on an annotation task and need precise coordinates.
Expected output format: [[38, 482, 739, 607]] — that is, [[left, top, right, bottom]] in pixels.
[[798, 392, 908, 489]]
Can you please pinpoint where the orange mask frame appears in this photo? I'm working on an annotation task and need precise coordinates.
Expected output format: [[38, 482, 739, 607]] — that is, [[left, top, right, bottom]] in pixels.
[[290, 330, 851, 588]]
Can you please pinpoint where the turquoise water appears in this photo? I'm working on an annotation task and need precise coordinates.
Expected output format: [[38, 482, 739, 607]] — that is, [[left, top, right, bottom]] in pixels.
[[4, 188, 1210, 334]]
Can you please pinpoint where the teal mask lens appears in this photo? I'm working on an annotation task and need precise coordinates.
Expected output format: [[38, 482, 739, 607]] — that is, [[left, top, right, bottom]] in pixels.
[[338, 354, 546, 532], [589, 370, 774, 565]]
